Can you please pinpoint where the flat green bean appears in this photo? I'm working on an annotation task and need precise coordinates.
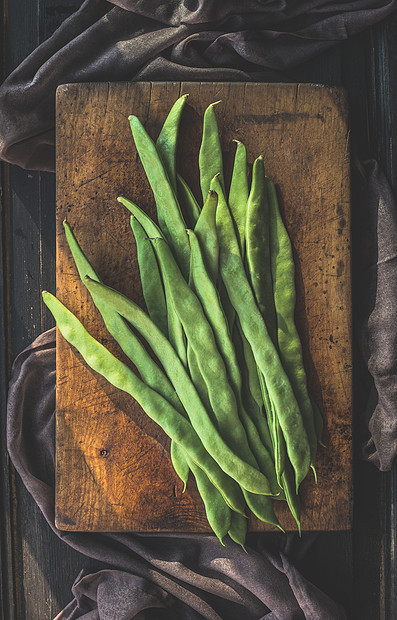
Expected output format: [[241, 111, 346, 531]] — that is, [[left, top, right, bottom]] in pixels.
[[128, 115, 189, 279], [236, 324, 273, 456], [43, 291, 246, 514], [246, 157, 277, 344], [177, 174, 201, 228], [267, 178, 318, 475], [156, 94, 188, 193], [211, 174, 310, 492], [228, 140, 249, 258], [65, 219, 189, 488], [189, 230, 279, 497], [130, 216, 188, 484], [153, 94, 188, 236], [281, 460, 301, 534], [189, 458, 232, 544], [130, 216, 168, 337], [228, 512, 247, 550], [193, 189, 219, 285], [199, 102, 224, 201], [84, 276, 272, 495], [153, 237, 273, 494]]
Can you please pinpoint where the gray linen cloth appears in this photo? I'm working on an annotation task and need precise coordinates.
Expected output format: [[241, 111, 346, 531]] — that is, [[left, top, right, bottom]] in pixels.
[[1, 0, 396, 171], [3, 0, 397, 618]]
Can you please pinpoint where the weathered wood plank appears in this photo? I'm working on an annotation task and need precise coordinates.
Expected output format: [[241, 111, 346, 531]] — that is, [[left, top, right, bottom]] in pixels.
[[56, 81, 352, 533], [367, 15, 397, 620], [2, 1, 107, 618]]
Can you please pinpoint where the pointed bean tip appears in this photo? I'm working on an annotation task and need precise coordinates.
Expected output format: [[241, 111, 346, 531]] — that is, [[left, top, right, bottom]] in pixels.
[[211, 100, 222, 107], [311, 465, 318, 484]]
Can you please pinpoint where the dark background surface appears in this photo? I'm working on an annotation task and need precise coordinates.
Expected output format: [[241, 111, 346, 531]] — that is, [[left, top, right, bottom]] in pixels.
[[1, 2, 397, 618]]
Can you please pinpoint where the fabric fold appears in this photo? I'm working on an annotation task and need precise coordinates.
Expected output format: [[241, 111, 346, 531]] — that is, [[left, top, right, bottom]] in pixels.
[[1, 0, 396, 170]]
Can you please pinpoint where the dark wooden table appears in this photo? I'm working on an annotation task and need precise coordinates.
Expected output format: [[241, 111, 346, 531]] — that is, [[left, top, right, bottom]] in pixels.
[[1, 3, 396, 618]]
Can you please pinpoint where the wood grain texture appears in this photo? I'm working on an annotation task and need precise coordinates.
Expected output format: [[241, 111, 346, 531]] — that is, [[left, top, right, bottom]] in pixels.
[[55, 81, 352, 532]]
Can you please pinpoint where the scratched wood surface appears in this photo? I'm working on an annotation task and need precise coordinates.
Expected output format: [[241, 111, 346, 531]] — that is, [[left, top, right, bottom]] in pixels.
[[55, 81, 352, 532]]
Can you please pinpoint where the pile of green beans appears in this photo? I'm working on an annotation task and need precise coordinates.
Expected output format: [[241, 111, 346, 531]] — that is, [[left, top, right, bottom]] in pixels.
[[43, 95, 323, 545]]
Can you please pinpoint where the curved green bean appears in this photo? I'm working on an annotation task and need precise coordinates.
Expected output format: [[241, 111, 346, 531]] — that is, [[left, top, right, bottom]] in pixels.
[[267, 178, 318, 474], [228, 512, 247, 550], [189, 230, 279, 497], [199, 101, 224, 201], [177, 174, 201, 228], [211, 174, 310, 492], [156, 94, 188, 193], [153, 237, 272, 495], [43, 291, 246, 515], [128, 115, 189, 279], [228, 140, 249, 258], [130, 216, 168, 337], [189, 458, 232, 544], [193, 189, 219, 285], [246, 157, 277, 344], [65, 219, 189, 488], [281, 460, 302, 534], [84, 276, 272, 495]]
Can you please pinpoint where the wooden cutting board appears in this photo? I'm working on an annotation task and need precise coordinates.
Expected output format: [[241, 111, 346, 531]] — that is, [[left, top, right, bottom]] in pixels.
[[55, 82, 352, 532]]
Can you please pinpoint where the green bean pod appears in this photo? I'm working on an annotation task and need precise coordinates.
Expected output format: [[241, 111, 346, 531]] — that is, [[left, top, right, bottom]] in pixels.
[[281, 460, 302, 534], [170, 441, 190, 491], [188, 458, 232, 544], [211, 174, 311, 492], [235, 324, 273, 456], [163, 275, 187, 369], [267, 178, 318, 474], [193, 189, 219, 285], [128, 115, 190, 279], [65, 219, 190, 488], [153, 95, 187, 236], [186, 342, 212, 414], [84, 277, 271, 496], [153, 237, 272, 495], [156, 94, 188, 193], [199, 102, 224, 201], [246, 157, 277, 344], [243, 492, 283, 531], [177, 174, 201, 228], [44, 291, 246, 515], [129, 216, 168, 337], [189, 230, 279, 497], [228, 140, 249, 258], [130, 217, 188, 484], [228, 512, 247, 551]]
